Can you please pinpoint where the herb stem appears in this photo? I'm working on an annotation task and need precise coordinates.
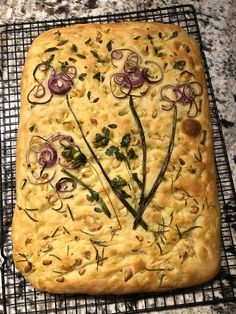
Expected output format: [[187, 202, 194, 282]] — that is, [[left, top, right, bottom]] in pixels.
[[66, 95, 148, 230], [88, 161, 122, 229], [133, 106, 177, 229], [61, 168, 111, 218], [129, 96, 147, 203]]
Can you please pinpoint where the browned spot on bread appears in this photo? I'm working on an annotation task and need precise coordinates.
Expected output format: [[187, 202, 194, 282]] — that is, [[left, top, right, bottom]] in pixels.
[[182, 119, 201, 137]]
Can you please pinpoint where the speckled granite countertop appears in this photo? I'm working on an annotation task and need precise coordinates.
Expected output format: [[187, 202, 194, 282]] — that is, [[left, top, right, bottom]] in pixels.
[[0, 0, 235, 314]]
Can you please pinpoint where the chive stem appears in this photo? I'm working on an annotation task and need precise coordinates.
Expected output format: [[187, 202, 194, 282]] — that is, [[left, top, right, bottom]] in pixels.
[[133, 106, 177, 229], [129, 96, 147, 203], [66, 95, 148, 230]]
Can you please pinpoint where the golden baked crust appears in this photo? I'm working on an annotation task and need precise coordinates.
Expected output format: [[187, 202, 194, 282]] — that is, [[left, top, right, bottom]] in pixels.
[[12, 22, 221, 294]]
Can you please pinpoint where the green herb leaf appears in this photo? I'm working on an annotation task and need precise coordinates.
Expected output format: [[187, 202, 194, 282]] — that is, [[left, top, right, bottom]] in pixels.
[[78, 73, 87, 81], [132, 173, 142, 189], [61, 146, 87, 168], [94, 207, 103, 213], [121, 133, 131, 148], [158, 32, 163, 38], [93, 98, 99, 103], [94, 127, 110, 147], [76, 53, 86, 59], [127, 148, 138, 160], [111, 176, 127, 188], [85, 38, 91, 45], [90, 50, 106, 63], [71, 44, 78, 53], [93, 71, 105, 82], [105, 145, 119, 156], [57, 39, 69, 46], [87, 91, 91, 100], [163, 63, 168, 71], [173, 60, 186, 70], [108, 124, 117, 129], [68, 57, 77, 63], [87, 190, 99, 203], [44, 47, 59, 53], [115, 151, 126, 161], [54, 30, 61, 37], [59, 61, 69, 72], [169, 31, 179, 39], [133, 35, 140, 40], [43, 54, 55, 69], [29, 125, 35, 132], [106, 40, 113, 52]]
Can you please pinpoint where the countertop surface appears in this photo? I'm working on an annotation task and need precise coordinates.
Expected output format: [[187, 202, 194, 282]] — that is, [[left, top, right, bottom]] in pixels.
[[0, 0, 235, 314]]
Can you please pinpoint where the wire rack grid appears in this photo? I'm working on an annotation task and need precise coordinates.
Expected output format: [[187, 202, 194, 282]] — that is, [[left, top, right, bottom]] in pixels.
[[0, 4, 235, 314]]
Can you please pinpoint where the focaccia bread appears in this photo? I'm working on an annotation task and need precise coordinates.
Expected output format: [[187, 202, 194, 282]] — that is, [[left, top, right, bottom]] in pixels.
[[12, 22, 221, 294]]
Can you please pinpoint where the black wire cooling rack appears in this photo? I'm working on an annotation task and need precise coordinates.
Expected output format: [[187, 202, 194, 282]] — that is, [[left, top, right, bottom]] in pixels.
[[0, 4, 235, 314]]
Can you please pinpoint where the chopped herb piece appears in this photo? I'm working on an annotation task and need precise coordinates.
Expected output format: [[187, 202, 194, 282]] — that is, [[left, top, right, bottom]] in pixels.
[[87, 190, 99, 203], [148, 34, 153, 40], [121, 133, 131, 148], [78, 73, 87, 81], [85, 38, 91, 45], [51, 227, 59, 238], [93, 71, 105, 82], [127, 148, 138, 160], [87, 91, 91, 100], [29, 125, 35, 132], [71, 44, 78, 53], [108, 124, 117, 129], [68, 57, 77, 63], [173, 60, 186, 70], [49, 254, 61, 261], [169, 31, 179, 39], [67, 204, 74, 221], [23, 208, 38, 222], [97, 39, 103, 44], [59, 61, 69, 72], [54, 30, 61, 36], [133, 35, 140, 40], [105, 145, 119, 156], [61, 146, 87, 168], [106, 40, 113, 52], [94, 207, 103, 213], [158, 52, 164, 57], [76, 53, 86, 59], [57, 39, 69, 46], [93, 98, 99, 103], [90, 50, 99, 58], [163, 63, 168, 71], [94, 127, 110, 147], [115, 151, 126, 161], [44, 47, 59, 53], [43, 54, 55, 69], [111, 176, 127, 188], [90, 50, 106, 63], [158, 32, 163, 38], [132, 173, 142, 189], [63, 226, 70, 234], [118, 189, 131, 199]]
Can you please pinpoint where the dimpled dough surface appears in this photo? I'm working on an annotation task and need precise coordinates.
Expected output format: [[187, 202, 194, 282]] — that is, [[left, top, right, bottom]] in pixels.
[[12, 22, 221, 294]]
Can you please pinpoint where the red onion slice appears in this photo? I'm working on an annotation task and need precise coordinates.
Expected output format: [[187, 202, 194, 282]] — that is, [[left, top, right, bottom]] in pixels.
[[161, 85, 181, 103], [142, 61, 163, 84], [55, 177, 77, 193], [126, 68, 145, 89], [63, 66, 77, 79], [38, 145, 57, 168], [29, 136, 46, 153], [110, 73, 132, 99], [28, 171, 56, 185], [27, 84, 53, 106], [111, 50, 123, 60], [33, 63, 55, 83], [48, 74, 72, 95]]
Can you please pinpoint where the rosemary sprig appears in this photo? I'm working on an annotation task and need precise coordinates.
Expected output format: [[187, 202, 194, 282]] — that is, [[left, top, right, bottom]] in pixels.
[[65, 95, 148, 230], [133, 106, 177, 229], [61, 168, 111, 218], [129, 96, 146, 203]]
